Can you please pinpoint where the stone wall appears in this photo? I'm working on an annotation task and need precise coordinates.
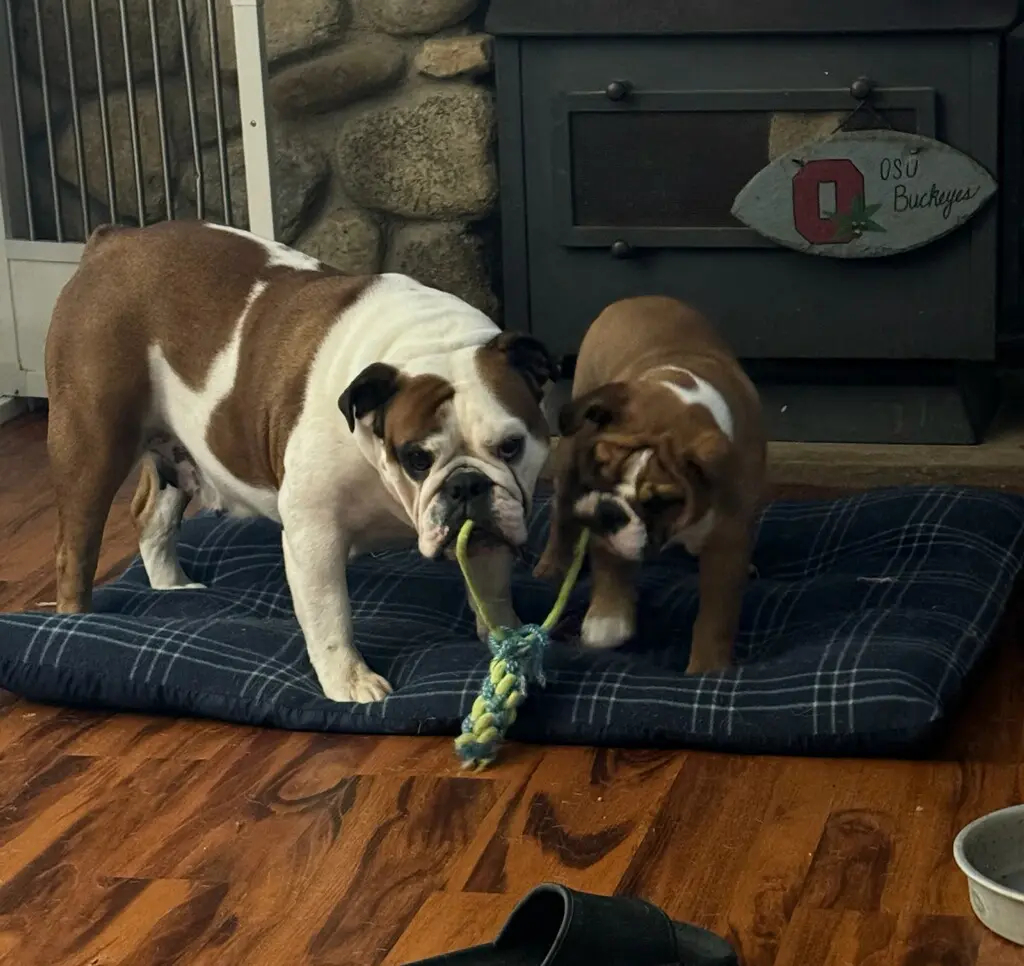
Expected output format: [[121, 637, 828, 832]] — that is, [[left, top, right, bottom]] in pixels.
[[13, 0, 499, 316]]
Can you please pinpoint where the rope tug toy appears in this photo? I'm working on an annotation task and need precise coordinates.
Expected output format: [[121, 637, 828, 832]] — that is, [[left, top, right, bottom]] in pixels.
[[453, 521, 589, 770]]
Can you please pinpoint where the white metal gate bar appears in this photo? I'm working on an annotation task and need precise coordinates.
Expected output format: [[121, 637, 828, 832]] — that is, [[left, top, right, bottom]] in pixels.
[[176, 0, 206, 222], [2, 0, 31, 239], [88, 0, 116, 232], [231, 0, 275, 240], [61, 0, 89, 235], [145, 0, 171, 217], [204, 0, 231, 220], [29, 0, 61, 238]]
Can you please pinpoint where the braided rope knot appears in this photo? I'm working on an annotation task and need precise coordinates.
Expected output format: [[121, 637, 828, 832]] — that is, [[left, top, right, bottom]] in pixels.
[[453, 521, 589, 770], [454, 624, 549, 769]]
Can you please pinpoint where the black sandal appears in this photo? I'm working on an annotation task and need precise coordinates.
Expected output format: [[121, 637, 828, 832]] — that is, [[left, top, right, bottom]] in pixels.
[[403, 883, 737, 965]]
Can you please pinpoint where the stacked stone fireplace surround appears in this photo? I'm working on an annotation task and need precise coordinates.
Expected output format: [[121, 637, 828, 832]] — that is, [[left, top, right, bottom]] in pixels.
[[14, 0, 500, 316]]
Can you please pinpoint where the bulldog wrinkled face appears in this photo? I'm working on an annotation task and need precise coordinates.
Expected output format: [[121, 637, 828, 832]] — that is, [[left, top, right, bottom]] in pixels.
[[339, 333, 556, 559], [558, 381, 730, 561]]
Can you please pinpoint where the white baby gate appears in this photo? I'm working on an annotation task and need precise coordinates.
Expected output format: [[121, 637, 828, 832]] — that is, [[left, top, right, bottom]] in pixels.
[[0, 0, 277, 404]]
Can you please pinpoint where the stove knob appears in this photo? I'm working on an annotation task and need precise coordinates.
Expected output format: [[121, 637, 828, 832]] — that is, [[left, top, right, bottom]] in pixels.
[[850, 76, 874, 100], [605, 80, 632, 101], [610, 239, 634, 259]]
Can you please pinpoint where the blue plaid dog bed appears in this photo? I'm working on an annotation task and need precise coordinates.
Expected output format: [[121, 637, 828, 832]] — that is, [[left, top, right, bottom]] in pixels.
[[0, 485, 1022, 755]]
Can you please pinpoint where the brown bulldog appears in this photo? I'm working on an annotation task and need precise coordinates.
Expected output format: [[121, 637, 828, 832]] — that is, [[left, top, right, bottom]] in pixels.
[[45, 221, 556, 703], [535, 296, 765, 675]]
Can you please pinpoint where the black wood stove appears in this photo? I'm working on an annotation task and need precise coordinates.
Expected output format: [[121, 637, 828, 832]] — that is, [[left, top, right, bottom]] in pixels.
[[486, 0, 1024, 443]]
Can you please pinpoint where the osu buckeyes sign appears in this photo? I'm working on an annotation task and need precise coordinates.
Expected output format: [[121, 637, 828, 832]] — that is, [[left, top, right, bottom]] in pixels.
[[731, 130, 997, 258]]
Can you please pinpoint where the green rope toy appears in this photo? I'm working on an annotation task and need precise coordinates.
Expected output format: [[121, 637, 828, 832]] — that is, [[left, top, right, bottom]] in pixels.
[[453, 521, 589, 770]]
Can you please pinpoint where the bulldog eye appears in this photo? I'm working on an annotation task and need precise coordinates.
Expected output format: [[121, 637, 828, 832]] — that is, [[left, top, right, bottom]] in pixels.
[[401, 445, 434, 478], [497, 435, 524, 462]]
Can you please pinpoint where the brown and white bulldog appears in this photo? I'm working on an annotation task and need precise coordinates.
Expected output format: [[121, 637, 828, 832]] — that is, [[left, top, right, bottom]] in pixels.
[[45, 221, 556, 703], [535, 296, 765, 675]]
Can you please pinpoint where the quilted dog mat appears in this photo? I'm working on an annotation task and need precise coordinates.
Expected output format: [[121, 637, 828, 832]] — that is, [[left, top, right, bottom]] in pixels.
[[0, 485, 1022, 755]]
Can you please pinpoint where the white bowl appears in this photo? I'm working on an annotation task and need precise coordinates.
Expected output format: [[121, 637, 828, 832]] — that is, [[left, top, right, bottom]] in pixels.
[[954, 804, 1024, 945]]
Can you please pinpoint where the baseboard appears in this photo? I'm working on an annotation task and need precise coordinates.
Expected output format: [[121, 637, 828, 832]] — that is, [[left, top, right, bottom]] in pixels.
[[0, 396, 27, 427]]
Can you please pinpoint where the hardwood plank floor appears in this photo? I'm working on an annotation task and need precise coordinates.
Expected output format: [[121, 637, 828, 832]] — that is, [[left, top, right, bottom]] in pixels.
[[0, 410, 1021, 965]]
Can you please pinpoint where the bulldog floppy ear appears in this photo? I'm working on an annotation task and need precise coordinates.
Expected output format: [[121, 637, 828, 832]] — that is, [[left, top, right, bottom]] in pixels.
[[338, 362, 402, 436], [487, 332, 559, 400], [558, 382, 630, 436], [685, 428, 731, 479]]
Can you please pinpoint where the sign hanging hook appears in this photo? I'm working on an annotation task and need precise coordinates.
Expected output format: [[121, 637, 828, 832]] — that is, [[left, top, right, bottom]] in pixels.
[[832, 77, 895, 135]]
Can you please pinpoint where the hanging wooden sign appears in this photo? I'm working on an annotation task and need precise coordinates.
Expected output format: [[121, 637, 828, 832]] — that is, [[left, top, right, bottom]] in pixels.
[[731, 130, 998, 258]]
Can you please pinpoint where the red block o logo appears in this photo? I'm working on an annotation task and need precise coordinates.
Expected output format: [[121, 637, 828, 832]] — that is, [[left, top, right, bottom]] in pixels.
[[792, 159, 865, 244]]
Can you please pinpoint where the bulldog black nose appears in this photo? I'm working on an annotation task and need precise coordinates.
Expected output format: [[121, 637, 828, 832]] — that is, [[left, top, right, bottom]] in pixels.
[[592, 499, 630, 535], [443, 469, 493, 505]]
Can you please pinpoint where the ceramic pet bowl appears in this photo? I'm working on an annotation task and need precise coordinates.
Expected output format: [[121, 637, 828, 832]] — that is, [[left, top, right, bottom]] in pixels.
[[954, 804, 1024, 945]]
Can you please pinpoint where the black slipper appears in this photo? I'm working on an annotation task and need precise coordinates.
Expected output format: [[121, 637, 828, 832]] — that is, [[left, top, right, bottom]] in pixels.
[[403, 883, 737, 965]]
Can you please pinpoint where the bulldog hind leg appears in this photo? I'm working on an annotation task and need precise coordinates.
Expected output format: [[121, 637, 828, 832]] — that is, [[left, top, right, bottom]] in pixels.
[[130, 453, 204, 591], [48, 404, 139, 613]]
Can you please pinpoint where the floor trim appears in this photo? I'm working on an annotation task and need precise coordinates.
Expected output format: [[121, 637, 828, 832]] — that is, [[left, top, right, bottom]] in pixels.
[[0, 396, 26, 427]]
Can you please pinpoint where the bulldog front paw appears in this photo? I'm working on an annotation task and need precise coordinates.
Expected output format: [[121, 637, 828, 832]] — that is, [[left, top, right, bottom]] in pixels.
[[685, 655, 730, 676], [319, 661, 393, 703], [581, 609, 634, 650], [685, 636, 733, 676]]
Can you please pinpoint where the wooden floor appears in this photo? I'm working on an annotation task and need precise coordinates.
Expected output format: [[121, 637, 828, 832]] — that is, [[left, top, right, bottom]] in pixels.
[[0, 411, 1022, 966]]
